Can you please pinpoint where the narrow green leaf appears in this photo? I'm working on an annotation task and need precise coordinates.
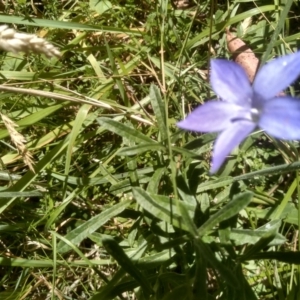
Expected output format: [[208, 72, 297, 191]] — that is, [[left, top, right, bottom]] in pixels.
[[0, 103, 66, 140], [45, 191, 77, 230], [271, 178, 297, 220], [260, 0, 293, 66], [0, 15, 142, 35], [194, 238, 240, 288], [105, 39, 127, 105], [51, 166, 155, 186], [193, 245, 208, 300], [0, 257, 111, 267], [102, 237, 153, 296], [161, 285, 191, 300], [0, 191, 42, 198], [186, 5, 278, 50], [64, 104, 91, 196], [197, 161, 300, 193], [178, 201, 198, 237], [197, 192, 253, 236], [239, 220, 281, 261], [147, 167, 166, 193], [149, 84, 168, 142], [249, 251, 300, 264], [52, 231, 94, 267], [117, 143, 165, 156], [97, 117, 155, 144], [132, 187, 195, 231], [57, 199, 132, 254], [230, 230, 285, 246], [1, 137, 72, 213]]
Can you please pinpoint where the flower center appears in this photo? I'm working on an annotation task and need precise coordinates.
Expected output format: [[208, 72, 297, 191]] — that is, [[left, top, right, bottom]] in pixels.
[[251, 108, 260, 123]]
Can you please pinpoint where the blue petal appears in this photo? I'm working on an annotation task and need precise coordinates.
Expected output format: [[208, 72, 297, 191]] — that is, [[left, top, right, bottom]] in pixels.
[[253, 52, 300, 103], [177, 101, 249, 133], [258, 97, 300, 139], [211, 121, 256, 173], [210, 59, 252, 107]]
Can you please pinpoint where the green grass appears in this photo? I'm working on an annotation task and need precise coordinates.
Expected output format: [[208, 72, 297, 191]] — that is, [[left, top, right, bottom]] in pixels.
[[0, 0, 300, 299]]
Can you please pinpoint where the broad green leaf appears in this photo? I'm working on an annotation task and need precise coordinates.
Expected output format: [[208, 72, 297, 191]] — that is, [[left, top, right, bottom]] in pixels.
[[90, 0, 112, 14]]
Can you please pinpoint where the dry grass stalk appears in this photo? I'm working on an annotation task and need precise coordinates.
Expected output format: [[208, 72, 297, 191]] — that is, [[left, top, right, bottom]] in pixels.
[[226, 28, 259, 82], [0, 25, 61, 57], [1, 113, 35, 172]]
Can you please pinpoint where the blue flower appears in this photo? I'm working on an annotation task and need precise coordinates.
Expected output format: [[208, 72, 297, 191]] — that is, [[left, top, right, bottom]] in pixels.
[[177, 52, 300, 173]]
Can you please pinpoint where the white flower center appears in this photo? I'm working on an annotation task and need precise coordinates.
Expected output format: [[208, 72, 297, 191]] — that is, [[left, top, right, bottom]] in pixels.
[[251, 107, 260, 123]]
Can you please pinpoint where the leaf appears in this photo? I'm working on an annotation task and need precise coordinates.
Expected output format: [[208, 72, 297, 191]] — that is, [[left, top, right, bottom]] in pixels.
[[97, 117, 155, 144], [239, 17, 252, 36], [64, 104, 92, 193], [229, 229, 286, 246], [0, 191, 42, 198], [248, 251, 300, 264], [132, 187, 195, 231], [102, 237, 153, 296], [149, 85, 168, 142], [194, 238, 240, 288], [196, 161, 300, 193], [0, 256, 110, 268], [89, 0, 112, 14], [0, 14, 141, 35], [186, 5, 278, 50], [240, 229, 278, 262], [226, 29, 259, 82], [57, 199, 132, 254], [197, 192, 253, 236], [117, 143, 166, 156], [260, 0, 293, 66]]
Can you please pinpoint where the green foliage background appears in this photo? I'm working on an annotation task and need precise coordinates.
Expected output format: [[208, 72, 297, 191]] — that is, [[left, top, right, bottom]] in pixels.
[[0, 0, 300, 299]]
